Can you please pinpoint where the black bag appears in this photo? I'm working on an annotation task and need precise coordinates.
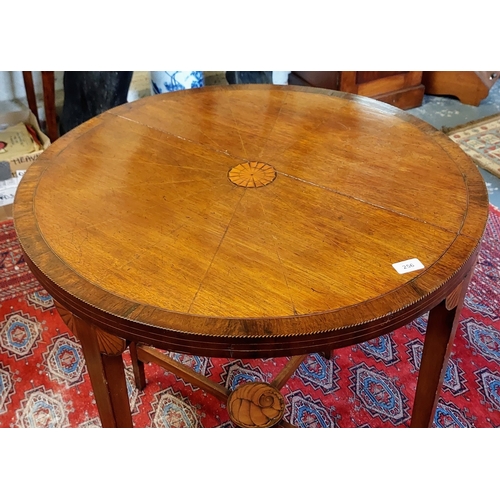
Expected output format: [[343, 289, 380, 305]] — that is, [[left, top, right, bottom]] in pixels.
[[225, 71, 273, 85], [60, 71, 133, 135]]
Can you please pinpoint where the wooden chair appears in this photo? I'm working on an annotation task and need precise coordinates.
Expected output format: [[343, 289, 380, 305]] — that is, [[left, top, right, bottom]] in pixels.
[[22, 71, 58, 143]]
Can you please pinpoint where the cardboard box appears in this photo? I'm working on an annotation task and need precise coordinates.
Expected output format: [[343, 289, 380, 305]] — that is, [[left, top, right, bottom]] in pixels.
[[0, 109, 51, 219]]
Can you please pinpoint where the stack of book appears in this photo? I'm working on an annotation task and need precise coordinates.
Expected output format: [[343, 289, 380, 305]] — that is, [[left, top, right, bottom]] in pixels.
[[0, 121, 44, 209]]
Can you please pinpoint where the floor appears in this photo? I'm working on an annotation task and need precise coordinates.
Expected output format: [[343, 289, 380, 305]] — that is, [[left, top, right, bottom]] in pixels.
[[407, 79, 500, 207]]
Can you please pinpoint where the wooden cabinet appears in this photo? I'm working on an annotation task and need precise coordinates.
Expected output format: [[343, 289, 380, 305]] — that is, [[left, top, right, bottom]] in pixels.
[[422, 71, 500, 106], [289, 71, 425, 110]]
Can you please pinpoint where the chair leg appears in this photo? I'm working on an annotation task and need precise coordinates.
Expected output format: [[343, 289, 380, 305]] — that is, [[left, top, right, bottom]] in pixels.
[[41, 71, 58, 143], [22, 71, 39, 121]]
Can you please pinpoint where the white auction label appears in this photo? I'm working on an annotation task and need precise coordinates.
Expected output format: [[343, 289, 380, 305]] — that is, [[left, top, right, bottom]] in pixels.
[[392, 258, 425, 274]]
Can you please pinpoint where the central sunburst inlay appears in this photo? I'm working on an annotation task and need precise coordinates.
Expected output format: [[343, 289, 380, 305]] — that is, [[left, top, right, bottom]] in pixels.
[[228, 162, 277, 188]]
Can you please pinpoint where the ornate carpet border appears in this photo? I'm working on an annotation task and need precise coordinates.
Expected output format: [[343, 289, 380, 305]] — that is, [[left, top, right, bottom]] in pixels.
[[445, 113, 500, 180]]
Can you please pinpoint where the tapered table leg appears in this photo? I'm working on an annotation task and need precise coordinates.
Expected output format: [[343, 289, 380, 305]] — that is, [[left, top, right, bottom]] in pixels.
[[54, 301, 132, 428], [73, 316, 133, 428], [411, 271, 473, 427], [129, 341, 146, 390]]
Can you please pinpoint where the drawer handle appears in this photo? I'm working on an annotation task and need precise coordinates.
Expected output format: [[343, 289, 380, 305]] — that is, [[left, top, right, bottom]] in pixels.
[[490, 73, 498, 80]]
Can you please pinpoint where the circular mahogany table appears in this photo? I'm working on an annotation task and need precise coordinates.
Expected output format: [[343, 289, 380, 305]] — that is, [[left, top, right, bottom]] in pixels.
[[13, 85, 489, 427]]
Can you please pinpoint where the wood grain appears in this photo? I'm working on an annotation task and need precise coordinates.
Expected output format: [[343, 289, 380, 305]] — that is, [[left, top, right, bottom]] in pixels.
[[14, 85, 488, 361], [227, 382, 285, 428], [228, 161, 276, 187], [54, 300, 126, 355]]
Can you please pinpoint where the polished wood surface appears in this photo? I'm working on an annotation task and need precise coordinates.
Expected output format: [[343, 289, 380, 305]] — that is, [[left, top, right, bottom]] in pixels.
[[13, 85, 489, 427], [227, 382, 285, 428], [422, 71, 500, 106]]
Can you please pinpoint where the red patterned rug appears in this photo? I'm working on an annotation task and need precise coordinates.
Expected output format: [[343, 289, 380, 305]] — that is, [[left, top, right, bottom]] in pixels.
[[1, 207, 499, 428]]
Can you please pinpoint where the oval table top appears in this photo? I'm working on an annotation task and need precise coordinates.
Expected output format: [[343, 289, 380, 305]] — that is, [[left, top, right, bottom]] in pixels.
[[13, 85, 489, 357]]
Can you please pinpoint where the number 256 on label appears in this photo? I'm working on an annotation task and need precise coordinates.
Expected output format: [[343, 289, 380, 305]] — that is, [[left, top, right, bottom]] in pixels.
[[392, 258, 425, 274]]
